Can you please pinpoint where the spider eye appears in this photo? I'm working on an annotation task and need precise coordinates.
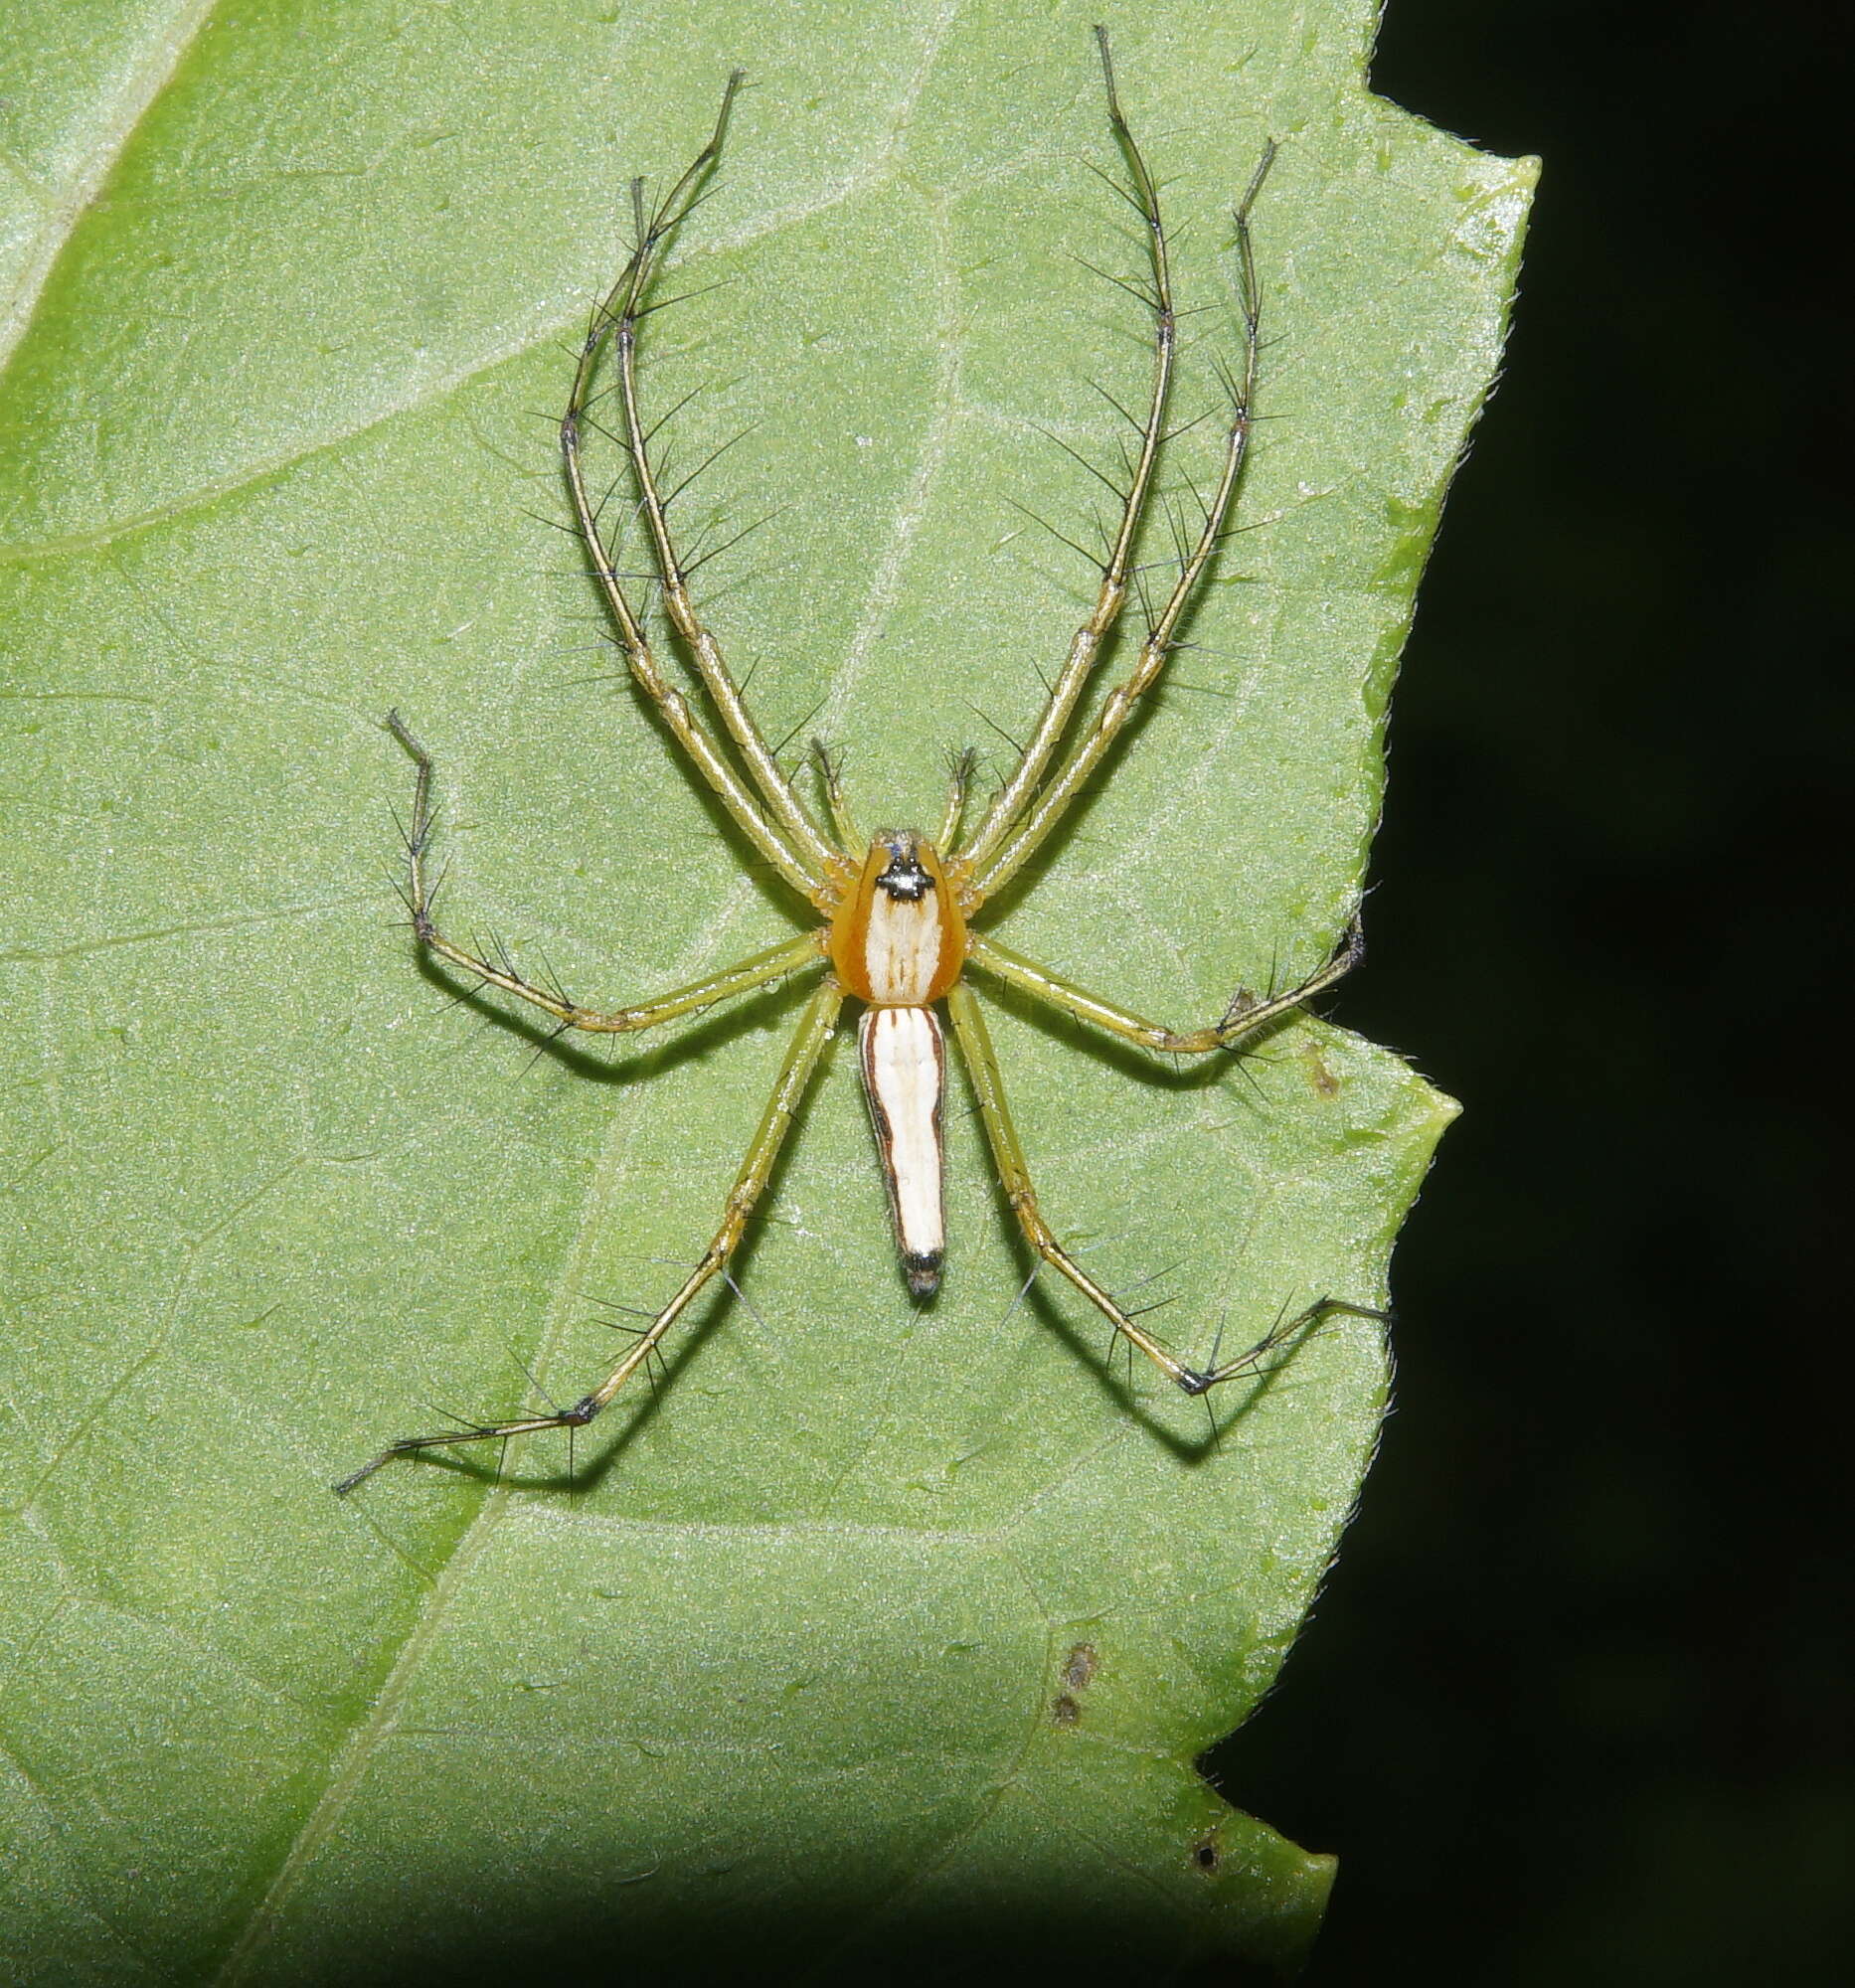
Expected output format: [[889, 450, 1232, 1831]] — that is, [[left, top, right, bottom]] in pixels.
[[875, 838, 934, 903]]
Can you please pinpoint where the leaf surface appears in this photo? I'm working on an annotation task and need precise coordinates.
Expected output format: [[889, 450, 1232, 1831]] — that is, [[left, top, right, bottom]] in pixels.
[[0, 1, 1530, 1977]]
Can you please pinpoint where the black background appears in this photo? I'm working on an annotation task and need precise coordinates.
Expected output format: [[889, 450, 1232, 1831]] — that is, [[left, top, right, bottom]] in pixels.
[[1209, 3, 1850, 1981]]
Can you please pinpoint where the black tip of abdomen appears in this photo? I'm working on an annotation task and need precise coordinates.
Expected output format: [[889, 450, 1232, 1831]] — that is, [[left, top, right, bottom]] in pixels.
[[904, 1251, 942, 1299]]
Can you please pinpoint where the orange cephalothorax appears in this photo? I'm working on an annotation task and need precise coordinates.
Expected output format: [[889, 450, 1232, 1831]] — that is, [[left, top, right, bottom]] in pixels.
[[828, 833, 967, 1006]]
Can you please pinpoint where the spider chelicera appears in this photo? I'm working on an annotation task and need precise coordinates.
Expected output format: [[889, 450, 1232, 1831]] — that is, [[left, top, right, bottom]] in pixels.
[[337, 30, 1374, 1497]]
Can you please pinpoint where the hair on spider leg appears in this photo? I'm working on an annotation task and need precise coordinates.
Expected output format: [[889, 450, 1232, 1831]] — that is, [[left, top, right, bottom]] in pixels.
[[538, 657, 634, 691], [583, 1290, 657, 1333], [1083, 375, 1152, 438], [1080, 497, 1117, 569], [504, 1344, 572, 1423], [1066, 248, 1163, 315], [1029, 419, 1133, 505], [639, 378, 729, 450], [1119, 1252, 1191, 1303], [1003, 496, 1110, 580], [1185, 1292, 1391, 1400], [578, 1296, 673, 1405], [1072, 146, 1160, 228], [991, 530, 1110, 618], [505, 1017, 572, 1081], [383, 870, 422, 935], [1102, 1316, 1149, 1397], [627, 262, 741, 324], [963, 701, 1028, 758], [400, 1400, 512, 1447], [583, 461, 633, 532], [675, 506, 785, 585], [717, 1265, 781, 1345], [1122, 1293, 1182, 1332], [1174, 466, 1221, 533], [1159, 490, 1196, 573], [765, 695, 830, 765], [1151, 405, 1224, 454], [682, 564, 777, 621], [1128, 561, 1159, 633], [658, 425, 759, 515], [529, 948, 576, 1013], [519, 503, 588, 544], [1153, 200, 1214, 248]]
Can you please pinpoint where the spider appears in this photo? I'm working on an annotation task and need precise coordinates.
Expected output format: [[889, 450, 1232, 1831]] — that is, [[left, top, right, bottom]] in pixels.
[[336, 30, 1374, 1497]]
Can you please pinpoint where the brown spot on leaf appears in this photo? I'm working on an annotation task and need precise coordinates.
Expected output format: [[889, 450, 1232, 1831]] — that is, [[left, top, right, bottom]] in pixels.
[[1051, 1642, 1097, 1727], [1193, 1837, 1220, 1873]]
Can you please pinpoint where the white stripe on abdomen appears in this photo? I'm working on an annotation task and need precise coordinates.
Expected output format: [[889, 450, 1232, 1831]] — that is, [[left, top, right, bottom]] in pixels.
[[857, 1004, 946, 1297]]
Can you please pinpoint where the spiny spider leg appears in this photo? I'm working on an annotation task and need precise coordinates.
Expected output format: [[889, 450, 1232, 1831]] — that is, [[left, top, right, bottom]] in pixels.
[[387, 712, 824, 1032], [965, 918, 1362, 1056], [969, 140, 1276, 904], [959, 25, 1180, 878], [936, 747, 978, 852], [560, 88, 830, 905], [948, 983, 1376, 1400], [335, 976, 844, 1494], [1180, 1295, 1390, 1396], [943, 982, 1200, 1391], [811, 739, 861, 851], [573, 74, 839, 878]]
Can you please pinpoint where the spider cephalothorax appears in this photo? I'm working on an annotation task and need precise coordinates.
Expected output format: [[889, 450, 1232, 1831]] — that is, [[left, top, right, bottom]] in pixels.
[[337, 32, 1377, 1498]]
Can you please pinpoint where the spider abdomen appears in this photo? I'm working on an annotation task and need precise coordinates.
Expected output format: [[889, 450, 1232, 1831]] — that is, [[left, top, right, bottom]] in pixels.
[[858, 1003, 947, 1297], [828, 832, 966, 1005]]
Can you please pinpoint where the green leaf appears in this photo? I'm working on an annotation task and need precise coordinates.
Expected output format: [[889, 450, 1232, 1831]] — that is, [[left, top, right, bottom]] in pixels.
[[0, 1, 1530, 1977]]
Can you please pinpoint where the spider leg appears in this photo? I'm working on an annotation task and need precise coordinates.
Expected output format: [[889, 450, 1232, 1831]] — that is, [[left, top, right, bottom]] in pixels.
[[1178, 1295, 1389, 1396], [812, 738, 861, 851], [965, 919, 1361, 1056], [936, 746, 977, 852], [943, 982, 1198, 1390], [387, 713, 823, 1033], [571, 76, 840, 876], [958, 27, 1179, 881], [335, 976, 844, 1493], [560, 83, 837, 907], [967, 142, 1276, 905]]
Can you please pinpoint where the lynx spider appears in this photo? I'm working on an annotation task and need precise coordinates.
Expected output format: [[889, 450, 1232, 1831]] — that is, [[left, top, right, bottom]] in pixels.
[[338, 30, 1378, 1496]]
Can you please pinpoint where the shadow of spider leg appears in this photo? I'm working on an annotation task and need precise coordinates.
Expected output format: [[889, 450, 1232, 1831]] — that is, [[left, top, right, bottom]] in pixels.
[[336, 977, 843, 1494]]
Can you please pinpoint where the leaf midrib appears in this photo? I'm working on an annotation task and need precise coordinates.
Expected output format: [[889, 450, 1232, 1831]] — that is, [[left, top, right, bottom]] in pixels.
[[0, 0, 225, 378]]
